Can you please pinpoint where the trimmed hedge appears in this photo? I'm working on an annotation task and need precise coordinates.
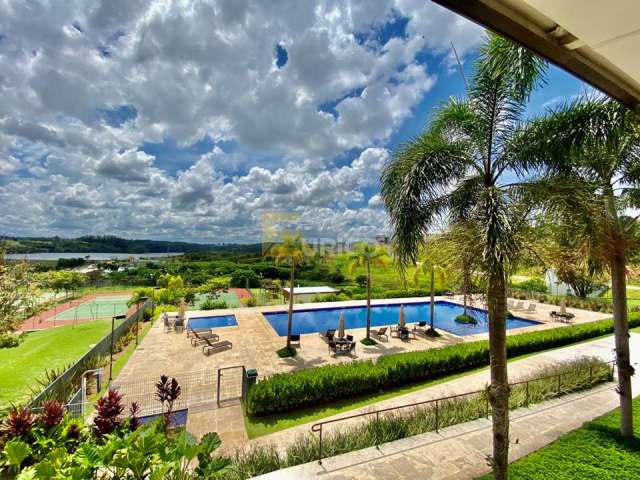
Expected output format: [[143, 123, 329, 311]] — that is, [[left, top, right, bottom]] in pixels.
[[246, 314, 639, 416]]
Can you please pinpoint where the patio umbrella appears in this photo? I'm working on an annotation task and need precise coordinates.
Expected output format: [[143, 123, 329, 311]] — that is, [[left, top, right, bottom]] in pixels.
[[560, 299, 567, 315], [338, 312, 345, 339], [398, 305, 406, 328]]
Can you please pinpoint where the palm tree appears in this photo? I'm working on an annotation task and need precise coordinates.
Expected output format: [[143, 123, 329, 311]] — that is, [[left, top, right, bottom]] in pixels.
[[518, 97, 640, 436], [270, 234, 309, 351], [413, 244, 449, 335], [348, 243, 389, 341], [381, 34, 546, 479]]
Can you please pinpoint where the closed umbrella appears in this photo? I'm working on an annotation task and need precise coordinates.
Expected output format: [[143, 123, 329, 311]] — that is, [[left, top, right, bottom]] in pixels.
[[398, 305, 406, 328], [338, 312, 345, 339], [560, 299, 567, 315]]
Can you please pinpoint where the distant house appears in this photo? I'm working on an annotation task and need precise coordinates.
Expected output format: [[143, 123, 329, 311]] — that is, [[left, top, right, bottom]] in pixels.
[[282, 286, 339, 303]]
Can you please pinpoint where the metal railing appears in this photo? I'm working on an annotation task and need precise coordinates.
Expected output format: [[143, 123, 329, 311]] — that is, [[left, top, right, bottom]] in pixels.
[[311, 360, 615, 463], [217, 365, 246, 406]]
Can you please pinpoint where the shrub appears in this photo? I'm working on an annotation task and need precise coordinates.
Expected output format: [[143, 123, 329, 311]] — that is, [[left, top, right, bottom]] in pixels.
[[1, 406, 35, 440], [245, 297, 257, 307], [93, 389, 125, 437], [511, 277, 548, 294], [200, 298, 228, 310], [454, 314, 477, 324], [0, 333, 23, 349], [230, 269, 261, 288], [142, 308, 152, 322], [355, 275, 368, 288], [246, 314, 638, 416], [39, 401, 64, 431]]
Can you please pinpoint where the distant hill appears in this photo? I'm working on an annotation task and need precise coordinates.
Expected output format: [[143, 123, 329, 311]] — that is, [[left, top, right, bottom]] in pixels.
[[0, 235, 261, 254]]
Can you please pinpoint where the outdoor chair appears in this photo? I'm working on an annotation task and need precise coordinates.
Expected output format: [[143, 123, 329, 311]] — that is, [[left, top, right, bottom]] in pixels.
[[513, 301, 524, 310], [186, 326, 210, 338], [290, 334, 301, 346], [173, 318, 184, 332], [203, 340, 233, 356], [322, 329, 336, 342], [328, 340, 338, 355], [524, 303, 537, 314], [346, 334, 354, 342], [163, 314, 173, 332], [190, 329, 220, 347], [507, 299, 515, 308], [373, 326, 388, 341], [348, 341, 356, 354], [413, 321, 427, 332]]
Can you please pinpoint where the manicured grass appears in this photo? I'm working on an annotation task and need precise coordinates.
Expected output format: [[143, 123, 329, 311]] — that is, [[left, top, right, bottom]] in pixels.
[[0, 320, 111, 408], [479, 396, 640, 479]]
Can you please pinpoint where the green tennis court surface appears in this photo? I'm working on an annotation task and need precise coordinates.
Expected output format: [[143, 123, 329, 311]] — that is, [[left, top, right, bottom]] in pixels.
[[53, 295, 132, 320], [193, 291, 241, 308]]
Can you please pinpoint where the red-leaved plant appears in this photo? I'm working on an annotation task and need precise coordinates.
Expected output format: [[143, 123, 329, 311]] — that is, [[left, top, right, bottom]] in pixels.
[[128, 401, 141, 431], [93, 389, 124, 436], [1, 406, 36, 439], [39, 400, 65, 430], [155, 375, 181, 431]]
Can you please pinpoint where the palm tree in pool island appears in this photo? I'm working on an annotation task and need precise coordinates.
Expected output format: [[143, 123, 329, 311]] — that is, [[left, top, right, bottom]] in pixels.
[[381, 33, 546, 480], [348, 243, 389, 343], [413, 246, 450, 336], [270, 233, 310, 355]]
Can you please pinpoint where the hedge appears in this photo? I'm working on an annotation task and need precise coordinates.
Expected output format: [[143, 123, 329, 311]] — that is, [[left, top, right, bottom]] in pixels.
[[246, 313, 639, 416]]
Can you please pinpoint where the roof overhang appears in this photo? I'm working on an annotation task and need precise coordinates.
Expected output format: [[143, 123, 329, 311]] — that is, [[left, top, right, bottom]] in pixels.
[[432, 0, 640, 110]]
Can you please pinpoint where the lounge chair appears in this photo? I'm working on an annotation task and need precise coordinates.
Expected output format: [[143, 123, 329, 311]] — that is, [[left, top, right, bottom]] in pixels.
[[524, 303, 537, 314], [290, 334, 301, 346], [163, 314, 172, 332], [513, 301, 524, 310], [373, 326, 388, 341], [413, 321, 427, 332], [186, 325, 209, 337], [507, 299, 515, 308], [203, 340, 233, 356], [190, 329, 220, 347]]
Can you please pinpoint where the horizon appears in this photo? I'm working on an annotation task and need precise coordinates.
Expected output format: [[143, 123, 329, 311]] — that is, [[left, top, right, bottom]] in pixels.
[[0, 1, 587, 244]]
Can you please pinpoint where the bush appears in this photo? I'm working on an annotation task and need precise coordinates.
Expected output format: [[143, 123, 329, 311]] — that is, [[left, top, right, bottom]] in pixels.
[[355, 275, 368, 288], [454, 314, 477, 324], [511, 277, 548, 294], [200, 298, 228, 310], [0, 333, 23, 349], [246, 314, 639, 416], [245, 297, 257, 307]]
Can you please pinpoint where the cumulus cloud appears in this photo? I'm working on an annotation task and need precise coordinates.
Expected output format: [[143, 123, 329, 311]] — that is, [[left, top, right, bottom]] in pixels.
[[0, 0, 484, 242]]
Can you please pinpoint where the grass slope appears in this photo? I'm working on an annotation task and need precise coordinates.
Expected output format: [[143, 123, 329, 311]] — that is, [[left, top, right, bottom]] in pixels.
[[0, 320, 111, 408], [480, 396, 640, 479]]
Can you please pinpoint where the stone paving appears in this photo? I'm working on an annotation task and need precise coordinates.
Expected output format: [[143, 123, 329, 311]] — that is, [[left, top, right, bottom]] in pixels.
[[253, 333, 640, 479], [113, 296, 610, 451]]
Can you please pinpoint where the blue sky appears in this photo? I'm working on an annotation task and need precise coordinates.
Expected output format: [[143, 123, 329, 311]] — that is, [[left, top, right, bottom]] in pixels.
[[0, 0, 587, 244]]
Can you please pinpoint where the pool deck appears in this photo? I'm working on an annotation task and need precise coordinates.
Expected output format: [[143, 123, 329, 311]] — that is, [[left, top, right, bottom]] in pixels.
[[113, 295, 609, 451]]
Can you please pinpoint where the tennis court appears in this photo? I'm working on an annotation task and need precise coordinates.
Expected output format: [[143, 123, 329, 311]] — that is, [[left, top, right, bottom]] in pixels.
[[52, 294, 133, 321]]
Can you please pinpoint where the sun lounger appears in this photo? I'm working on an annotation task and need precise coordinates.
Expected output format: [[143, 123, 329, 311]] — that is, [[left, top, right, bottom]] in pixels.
[[507, 299, 515, 308], [373, 326, 388, 341], [512, 301, 524, 310], [186, 325, 211, 337], [524, 303, 537, 314], [202, 340, 233, 356], [190, 329, 220, 347]]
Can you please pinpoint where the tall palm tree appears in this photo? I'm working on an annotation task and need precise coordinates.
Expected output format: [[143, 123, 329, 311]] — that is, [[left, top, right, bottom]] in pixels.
[[270, 234, 309, 351], [381, 34, 546, 479], [413, 245, 449, 335], [348, 243, 389, 341], [518, 97, 640, 436]]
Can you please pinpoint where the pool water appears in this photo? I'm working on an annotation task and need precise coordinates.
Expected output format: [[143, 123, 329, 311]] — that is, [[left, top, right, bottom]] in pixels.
[[263, 301, 539, 337], [188, 315, 237, 330]]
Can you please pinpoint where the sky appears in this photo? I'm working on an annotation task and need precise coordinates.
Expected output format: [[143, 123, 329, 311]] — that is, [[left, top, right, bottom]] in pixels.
[[0, 0, 589, 245]]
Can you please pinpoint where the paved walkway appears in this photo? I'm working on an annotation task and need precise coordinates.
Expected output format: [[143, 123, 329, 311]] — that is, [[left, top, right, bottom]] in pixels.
[[252, 333, 640, 479]]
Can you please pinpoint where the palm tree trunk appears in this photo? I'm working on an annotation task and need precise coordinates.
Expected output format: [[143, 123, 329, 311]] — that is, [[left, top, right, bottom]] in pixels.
[[487, 263, 509, 480], [463, 261, 470, 315], [429, 266, 435, 331], [286, 263, 295, 350], [610, 245, 634, 437], [366, 262, 372, 339]]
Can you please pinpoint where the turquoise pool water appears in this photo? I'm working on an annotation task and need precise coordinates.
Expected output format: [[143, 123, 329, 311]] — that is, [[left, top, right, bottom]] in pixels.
[[263, 301, 539, 337], [188, 315, 237, 330]]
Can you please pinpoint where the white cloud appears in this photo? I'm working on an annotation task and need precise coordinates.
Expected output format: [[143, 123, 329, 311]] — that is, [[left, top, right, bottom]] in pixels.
[[0, 0, 485, 242]]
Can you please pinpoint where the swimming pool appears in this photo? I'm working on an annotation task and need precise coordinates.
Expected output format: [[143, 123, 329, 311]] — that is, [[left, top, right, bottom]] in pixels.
[[263, 301, 539, 337], [188, 314, 237, 330]]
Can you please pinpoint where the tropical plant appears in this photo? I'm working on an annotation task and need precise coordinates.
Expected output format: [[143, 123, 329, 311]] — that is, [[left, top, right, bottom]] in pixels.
[[269, 234, 310, 352], [0, 250, 38, 334], [93, 388, 125, 437], [348, 243, 389, 341], [413, 239, 451, 335], [381, 33, 547, 478], [156, 375, 182, 431], [518, 96, 640, 437]]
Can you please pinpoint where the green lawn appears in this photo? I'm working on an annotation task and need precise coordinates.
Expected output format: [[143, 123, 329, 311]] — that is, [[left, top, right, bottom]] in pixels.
[[0, 320, 111, 408], [480, 396, 640, 479]]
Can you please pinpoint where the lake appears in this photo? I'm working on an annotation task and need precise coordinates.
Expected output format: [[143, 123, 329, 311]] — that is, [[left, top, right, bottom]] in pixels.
[[6, 252, 184, 261]]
